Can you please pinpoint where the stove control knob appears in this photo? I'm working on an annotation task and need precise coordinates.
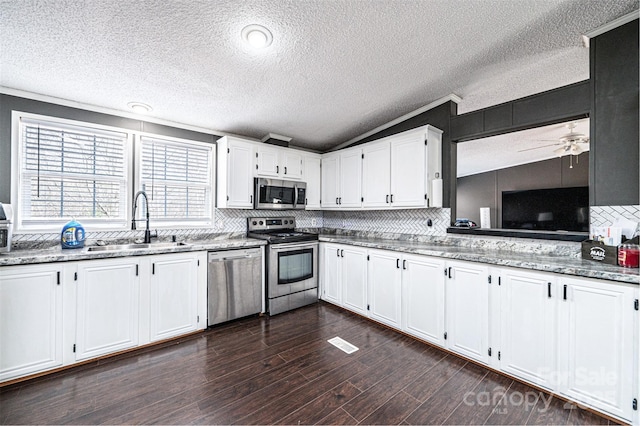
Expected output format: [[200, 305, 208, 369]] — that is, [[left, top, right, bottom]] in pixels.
[[259, 221, 264, 225], [284, 220, 288, 224], [252, 221, 257, 225]]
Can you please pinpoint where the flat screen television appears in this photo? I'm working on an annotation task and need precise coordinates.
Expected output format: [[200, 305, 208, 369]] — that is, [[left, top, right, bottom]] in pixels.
[[502, 186, 589, 232]]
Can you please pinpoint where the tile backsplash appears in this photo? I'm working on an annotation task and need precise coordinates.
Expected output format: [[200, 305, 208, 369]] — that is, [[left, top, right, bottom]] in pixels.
[[11, 205, 638, 248], [323, 208, 451, 236], [590, 205, 640, 237]]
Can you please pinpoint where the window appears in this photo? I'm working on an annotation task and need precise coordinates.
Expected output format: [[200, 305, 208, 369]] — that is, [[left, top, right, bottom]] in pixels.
[[13, 114, 130, 231], [137, 135, 214, 226], [12, 112, 215, 232]]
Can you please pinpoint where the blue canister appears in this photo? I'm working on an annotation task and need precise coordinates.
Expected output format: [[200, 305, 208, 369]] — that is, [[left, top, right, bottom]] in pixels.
[[61, 219, 86, 249]]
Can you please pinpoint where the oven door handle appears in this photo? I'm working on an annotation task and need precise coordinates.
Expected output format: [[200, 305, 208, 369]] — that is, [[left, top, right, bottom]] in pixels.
[[269, 241, 319, 251]]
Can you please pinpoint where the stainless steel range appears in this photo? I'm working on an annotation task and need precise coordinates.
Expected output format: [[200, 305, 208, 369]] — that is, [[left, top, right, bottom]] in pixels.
[[247, 217, 318, 315]]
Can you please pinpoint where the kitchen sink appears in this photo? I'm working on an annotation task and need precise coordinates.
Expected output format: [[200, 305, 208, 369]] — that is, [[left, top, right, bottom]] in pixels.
[[87, 242, 190, 252]]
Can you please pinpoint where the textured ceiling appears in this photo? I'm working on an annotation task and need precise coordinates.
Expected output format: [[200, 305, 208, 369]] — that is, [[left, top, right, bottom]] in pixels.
[[0, 0, 638, 152]]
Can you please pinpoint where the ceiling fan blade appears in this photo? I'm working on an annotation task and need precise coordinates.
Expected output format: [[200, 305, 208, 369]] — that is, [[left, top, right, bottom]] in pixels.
[[517, 143, 562, 152]]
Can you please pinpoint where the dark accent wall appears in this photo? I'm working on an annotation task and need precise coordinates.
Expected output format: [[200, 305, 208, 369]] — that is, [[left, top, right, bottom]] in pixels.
[[0, 94, 220, 203], [457, 152, 589, 227], [350, 101, 458, 210], [589, 19, 639, 206], [450, 81, 590, 142]]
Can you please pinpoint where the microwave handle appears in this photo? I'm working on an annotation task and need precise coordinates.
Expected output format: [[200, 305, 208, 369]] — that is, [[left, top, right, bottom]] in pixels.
[[293, 184, 299, 207]]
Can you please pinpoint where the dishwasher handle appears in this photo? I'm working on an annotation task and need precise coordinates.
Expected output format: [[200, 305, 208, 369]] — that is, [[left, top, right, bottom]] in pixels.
[[208, 247, 262, 262]]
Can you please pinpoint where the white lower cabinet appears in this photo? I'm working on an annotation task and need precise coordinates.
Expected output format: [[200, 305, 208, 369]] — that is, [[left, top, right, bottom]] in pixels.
[[0, 264, 64, 381], [341, 247, 368, 316], [497, 268, 558, 389], [557, 276, 637, 422], [320, 243, 342, 305], [368, 249, 402, 328], [319, 244, 639, 424], [401, 254, 446, 347], [320, 243, 368, 316], [0, 250, 209, 383], [444, 260, 490, 364], [148, 253, 201, 342], [75, 258, 140, 361]]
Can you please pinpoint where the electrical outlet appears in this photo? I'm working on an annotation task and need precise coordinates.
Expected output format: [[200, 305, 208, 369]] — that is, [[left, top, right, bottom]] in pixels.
[[311, 218, 317, 227]]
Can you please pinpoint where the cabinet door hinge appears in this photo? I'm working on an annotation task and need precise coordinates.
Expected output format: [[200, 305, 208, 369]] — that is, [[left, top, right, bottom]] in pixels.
[[74, 272, 78, 281], [444, 332, 447, 340], [488, 347, 492, 356], [425, 139, 428, 145], [635, 299, 639, 311], [444, 268, 448, 276], [226, 195, 229, 201], [136, 264, 139, 276], [632, 398, 637, 410], [73, 344, 76, 353], [227, 148, 230, 154], [498, 351, 501, 360], [488, 275, 492, 284], [57, 271, 61, 285]]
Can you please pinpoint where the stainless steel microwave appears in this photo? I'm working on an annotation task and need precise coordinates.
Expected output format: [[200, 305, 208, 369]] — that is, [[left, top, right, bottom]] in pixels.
[[254, 178, 306, 210]]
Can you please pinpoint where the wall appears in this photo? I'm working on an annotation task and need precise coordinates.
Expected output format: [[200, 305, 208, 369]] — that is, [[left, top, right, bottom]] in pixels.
[[0, 95, 220, 204], [589, 18, 639, 206], [457, 153, 589, 227], [323, 208, 451, 237]]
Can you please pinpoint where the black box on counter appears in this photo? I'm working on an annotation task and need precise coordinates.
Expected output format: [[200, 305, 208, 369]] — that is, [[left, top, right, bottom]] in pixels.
[[581, 240, 618, 265]]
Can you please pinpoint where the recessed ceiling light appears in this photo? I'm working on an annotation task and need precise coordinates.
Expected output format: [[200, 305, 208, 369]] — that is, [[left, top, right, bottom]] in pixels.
[[127, 102, 152, 113], [241, 24, 273, 49]]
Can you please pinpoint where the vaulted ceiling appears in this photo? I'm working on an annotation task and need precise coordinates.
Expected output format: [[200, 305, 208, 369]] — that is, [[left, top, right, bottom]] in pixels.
[[1, 0, 637, 153]]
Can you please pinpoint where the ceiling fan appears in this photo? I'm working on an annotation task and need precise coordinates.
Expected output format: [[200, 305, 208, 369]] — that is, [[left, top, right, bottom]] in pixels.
[[518, 122, 590, 168]]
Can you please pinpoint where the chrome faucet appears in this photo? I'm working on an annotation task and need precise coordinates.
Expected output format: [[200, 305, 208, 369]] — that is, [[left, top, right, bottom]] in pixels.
[[131, 190, 152, 244]]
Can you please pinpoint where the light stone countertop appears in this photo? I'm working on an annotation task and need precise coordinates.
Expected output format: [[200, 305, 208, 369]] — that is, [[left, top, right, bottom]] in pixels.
[[0, 237, 267, 267], [319, 235, 640, 285]]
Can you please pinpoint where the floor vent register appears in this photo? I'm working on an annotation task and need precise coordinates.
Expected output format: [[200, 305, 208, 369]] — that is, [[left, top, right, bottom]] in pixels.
[[327, 337, 359, 354]]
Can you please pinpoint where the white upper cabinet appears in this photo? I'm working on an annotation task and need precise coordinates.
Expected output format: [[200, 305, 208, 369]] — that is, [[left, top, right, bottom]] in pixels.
[[339, 148, 363, 208], [217, 136, 255, 209], [255, 145, 304, 180], [303, 153, 322, 209], [362, 141, 391, 208], [390, 129, 428, 207], [321, 152, 340, 208], [326, 125, 442, 210]]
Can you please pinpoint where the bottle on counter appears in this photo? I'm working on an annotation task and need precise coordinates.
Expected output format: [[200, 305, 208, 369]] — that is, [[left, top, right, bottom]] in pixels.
[[61, 219, 86, 249]]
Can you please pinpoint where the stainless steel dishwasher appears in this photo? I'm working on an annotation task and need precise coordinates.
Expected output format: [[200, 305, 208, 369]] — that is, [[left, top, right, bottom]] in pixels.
[[207, 247, 263, 326]]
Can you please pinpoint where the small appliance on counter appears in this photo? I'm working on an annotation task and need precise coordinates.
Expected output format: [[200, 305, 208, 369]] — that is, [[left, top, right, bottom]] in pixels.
[[61, 219, 86, 249], [0, 203, 14, 253]]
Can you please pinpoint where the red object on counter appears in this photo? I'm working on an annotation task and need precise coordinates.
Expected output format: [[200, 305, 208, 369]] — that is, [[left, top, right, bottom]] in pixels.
[[618, 244, 640, 268]]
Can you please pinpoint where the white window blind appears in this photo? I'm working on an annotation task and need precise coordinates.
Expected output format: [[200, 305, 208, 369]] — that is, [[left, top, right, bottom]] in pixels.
[[139, 136, 213, 224], [18, 117, 129, 228]]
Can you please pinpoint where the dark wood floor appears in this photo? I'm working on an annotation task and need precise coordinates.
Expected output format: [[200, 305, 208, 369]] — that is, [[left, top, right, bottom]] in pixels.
[[1, 302, 616, 425]]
